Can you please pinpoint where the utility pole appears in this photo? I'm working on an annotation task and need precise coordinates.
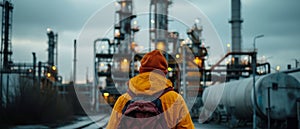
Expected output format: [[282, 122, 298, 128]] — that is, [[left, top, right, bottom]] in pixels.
[[252, 52, 257, 129], [252, 34, 264, 129], [55, 34, 58, 67], [73, 39, 77, 84], [32, 52, 36, 84], [38, 61, 42, 93], [86, 67, 89, 84]]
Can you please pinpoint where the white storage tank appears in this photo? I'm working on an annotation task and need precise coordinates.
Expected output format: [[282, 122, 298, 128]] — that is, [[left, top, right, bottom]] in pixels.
[[202, 72, 300, 120]]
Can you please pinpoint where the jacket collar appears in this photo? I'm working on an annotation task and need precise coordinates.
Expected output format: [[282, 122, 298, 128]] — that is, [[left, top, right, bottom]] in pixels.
[[128, 72, 173, 96]]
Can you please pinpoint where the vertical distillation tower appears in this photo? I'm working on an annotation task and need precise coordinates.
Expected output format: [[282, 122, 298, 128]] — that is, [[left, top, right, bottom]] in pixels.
[[46, 28, 58, 67], [113, 0, 136, 92], [114, 0, 135, 54], [149, 0, 172, 51], [229, 0, 243, 65], [0, 0, 13, 71], [0, 0, 13, 106]]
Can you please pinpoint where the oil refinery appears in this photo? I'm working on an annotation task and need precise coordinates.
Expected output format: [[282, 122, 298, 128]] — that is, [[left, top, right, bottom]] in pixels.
[[0, 0, 300, 129]]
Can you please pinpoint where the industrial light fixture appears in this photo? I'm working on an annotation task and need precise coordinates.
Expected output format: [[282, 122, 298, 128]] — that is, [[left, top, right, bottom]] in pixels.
[[51, 66, 57, 71], [47, 73, 51, 78], [176, 54, 180, 59], [276, 66, 281, 71], [193, 57, 202, 66], [103, 92, 109, 97], [123, 59, 128, 63], [168, 67, 173, 72]]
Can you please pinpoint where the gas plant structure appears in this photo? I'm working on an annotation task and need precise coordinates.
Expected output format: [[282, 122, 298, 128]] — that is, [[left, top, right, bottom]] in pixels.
[[94, 0, 207, 115], [0, 0, 62, 108], [94, 0, 300, 129]]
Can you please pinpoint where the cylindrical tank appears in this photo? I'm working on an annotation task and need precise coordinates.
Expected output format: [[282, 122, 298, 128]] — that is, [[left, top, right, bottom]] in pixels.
[[289, 70, 300, 83], [202, 73, 300, 120]]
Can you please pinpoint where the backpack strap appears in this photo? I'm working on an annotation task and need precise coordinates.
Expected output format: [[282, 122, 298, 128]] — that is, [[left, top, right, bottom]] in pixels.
[[122, 87, 173, 114]]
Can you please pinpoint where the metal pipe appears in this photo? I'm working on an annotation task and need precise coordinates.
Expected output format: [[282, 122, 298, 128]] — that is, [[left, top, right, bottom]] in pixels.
[[93, 40, 97, 111], [202, 57, 206, 87], [32, 52, 36, 85], [73, 39, 77, 84], [165, 51, 169, 78], [294, 59, 299, 68], [182, 46, 187, 100], [131, 53, 135, 78], [38, 61, 41, 93], [251, 34, 263, 129], [253, 34, 264, 51], [0, 71, 2, 107], [55, 34, 58, 66], [267, 87, 271, 129], [297, 99, 300, 129], [252, 52, 257, 129], [6, 74, 9, 106]]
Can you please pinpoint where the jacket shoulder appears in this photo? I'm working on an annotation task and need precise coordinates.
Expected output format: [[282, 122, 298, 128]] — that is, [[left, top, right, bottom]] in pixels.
[[160, 90, 184, 103], [113, 93, 131, 113]]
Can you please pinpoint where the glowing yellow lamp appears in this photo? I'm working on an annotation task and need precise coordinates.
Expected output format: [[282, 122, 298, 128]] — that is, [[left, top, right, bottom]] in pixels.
[[103, 92, 110, 97]]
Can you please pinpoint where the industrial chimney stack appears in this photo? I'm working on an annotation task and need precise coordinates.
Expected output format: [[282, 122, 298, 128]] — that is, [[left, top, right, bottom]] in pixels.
[[229, 0, 243, 64]]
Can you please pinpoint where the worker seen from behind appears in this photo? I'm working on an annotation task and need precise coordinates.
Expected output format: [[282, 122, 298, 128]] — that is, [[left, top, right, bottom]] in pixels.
[[106, 50, 195, 129]]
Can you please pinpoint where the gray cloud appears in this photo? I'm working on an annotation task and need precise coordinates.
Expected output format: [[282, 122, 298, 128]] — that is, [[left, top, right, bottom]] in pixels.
[[5, 0, 300, 83]]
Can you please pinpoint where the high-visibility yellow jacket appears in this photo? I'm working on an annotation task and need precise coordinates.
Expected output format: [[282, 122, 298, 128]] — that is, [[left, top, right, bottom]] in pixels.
[[106, 72, 195, 129]]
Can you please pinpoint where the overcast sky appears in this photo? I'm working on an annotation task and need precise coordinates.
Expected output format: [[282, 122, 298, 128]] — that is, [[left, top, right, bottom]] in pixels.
[[7, 0, 300, 83]]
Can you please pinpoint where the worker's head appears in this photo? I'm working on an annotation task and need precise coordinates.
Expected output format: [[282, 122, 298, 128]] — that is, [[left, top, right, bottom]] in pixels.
[[139, 50, 168, 75]]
